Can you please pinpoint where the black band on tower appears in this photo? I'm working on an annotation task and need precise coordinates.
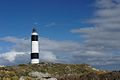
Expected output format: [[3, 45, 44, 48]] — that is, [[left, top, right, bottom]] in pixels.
[[31, 53, 39, 59], [31, 35, 38, 41]]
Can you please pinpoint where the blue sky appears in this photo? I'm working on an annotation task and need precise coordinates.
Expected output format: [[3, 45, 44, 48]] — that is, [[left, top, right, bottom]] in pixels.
[[0, 0, 93, 38], [0, 0, 93, 52], [0, 0, 92, 51], [0, 0, 120, 70]]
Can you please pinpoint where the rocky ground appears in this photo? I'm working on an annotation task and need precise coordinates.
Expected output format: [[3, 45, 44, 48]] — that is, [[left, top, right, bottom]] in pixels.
[[0, 62, 119, 80]]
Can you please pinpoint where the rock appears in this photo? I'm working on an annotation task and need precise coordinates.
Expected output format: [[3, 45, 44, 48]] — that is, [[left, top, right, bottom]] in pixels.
[[29, 71, 57, 80], [19, 76, 25, 80], [41, 78, 57, 80]]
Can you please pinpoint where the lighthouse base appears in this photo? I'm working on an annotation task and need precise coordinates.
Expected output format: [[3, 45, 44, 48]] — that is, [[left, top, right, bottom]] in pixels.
[[31, 59, 39, 64]]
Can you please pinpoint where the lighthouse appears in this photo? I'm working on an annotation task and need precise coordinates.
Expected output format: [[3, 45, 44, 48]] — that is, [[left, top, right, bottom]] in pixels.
[[31, 28, 39, 64]]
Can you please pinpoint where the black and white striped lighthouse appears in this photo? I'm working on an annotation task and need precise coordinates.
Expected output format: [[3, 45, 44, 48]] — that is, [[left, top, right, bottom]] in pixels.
[[31, 28, 39, 64]]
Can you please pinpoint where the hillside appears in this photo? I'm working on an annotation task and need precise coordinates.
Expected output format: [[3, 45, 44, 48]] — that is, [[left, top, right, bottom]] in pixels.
[[0, 62, 119, 80]]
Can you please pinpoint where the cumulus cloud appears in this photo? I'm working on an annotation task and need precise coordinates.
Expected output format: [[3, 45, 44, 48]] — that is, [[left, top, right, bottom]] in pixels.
[[0, 36, 81, 65], [0, 51, 30, 65], [71, 0, 120, 52], [0, 51, 26, 62], [40, 51, 58, 62], [0, 50, 59, 65], [0, 37, 81, 52], [40, 37, 81, 52], [71, 0, 120, 68]]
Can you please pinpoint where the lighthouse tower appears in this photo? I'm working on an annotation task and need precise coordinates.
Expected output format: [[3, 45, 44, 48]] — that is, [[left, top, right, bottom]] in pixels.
[[31, 28, 39, 64]]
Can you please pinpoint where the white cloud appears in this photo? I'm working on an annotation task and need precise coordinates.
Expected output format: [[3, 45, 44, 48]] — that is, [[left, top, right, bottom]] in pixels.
[[95, 0, 117, 8], [40, 51, 58, 62], [0, 50, 59, 65], [0, 37, 81, 52], [71, 0, 120, 52], [70, 0, 120, 68], [0, 51, 30, 65], [40, 37, 81, 52], [0, 36, 81, 65], [0, 51, 26, 62]]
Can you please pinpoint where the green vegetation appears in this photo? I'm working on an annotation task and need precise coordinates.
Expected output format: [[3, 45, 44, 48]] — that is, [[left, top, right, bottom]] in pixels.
[[0, 63, 119, 80]]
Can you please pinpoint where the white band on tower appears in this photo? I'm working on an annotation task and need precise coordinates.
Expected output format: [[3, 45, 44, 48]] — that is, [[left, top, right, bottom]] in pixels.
[[32, 41, 39, 53]]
